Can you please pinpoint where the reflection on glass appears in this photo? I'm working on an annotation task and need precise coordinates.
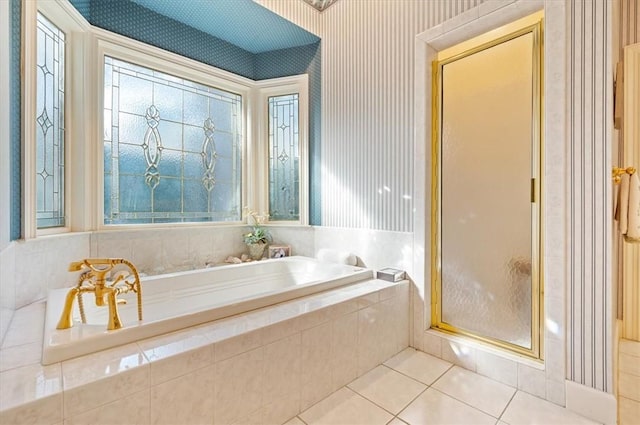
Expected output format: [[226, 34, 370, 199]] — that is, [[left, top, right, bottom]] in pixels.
[[103, 56, 242, 224], [439, 33, 534, 349]]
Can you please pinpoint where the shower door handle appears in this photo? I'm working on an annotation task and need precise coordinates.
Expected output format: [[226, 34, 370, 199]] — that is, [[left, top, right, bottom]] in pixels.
[[531, 178, 537, 203]]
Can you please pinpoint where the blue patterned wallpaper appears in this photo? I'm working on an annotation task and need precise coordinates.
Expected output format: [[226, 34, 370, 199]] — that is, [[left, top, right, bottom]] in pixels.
[[69, 0, 90, 18], [88, 0, 256, 79], [256, 43, 322, 225], [10, 0, 21, 240], [128, 0, 319, 54]]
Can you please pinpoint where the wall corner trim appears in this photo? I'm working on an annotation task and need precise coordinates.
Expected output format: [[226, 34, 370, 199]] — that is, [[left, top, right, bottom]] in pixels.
[[565, 380, 617, 425]]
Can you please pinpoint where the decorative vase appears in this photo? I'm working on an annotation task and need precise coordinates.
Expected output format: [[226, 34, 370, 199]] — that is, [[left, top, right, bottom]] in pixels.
[[247, 242, 267, 260]]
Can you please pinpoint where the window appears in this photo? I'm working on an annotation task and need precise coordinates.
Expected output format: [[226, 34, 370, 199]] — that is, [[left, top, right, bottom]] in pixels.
[[268, 94, 300, 221], [103, 56, 243, 224], [24, 6, 309, 235], [35, 13, 65, 228]]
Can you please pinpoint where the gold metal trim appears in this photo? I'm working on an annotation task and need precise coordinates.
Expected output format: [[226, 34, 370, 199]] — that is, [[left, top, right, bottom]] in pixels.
[[56, 258, 143, 331], [613, 166, 637, 183], [431, 12, 545, 359]]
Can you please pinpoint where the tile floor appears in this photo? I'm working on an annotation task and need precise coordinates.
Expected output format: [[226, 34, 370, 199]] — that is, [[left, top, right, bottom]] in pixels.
[[285, 348, 599, 425], [618, 339, 640, 425]]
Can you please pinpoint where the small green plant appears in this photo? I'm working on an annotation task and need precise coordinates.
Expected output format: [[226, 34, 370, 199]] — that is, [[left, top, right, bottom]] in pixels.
[[242, 207, 272, 245]]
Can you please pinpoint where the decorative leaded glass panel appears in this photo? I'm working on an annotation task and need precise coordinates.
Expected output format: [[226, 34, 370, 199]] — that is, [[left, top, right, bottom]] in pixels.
[[36, 13, 65, 228], [103, 56, 242, 224], [268, 94, 299, 221]]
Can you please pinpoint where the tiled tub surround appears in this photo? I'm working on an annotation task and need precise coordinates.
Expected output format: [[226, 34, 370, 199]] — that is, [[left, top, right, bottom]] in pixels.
[[0, 226, 410, 343], [43, 256, 372, 364], [0, 278, 409, 424], [0, 227, 250, 312]]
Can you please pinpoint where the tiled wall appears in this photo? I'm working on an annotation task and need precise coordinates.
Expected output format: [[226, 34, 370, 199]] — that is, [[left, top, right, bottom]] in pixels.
[[0, 225, 409, 342], [0, 280, 409, 424], [0, 227, 251, 312]]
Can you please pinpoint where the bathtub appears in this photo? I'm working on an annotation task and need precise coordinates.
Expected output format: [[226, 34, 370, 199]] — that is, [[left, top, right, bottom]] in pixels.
[[43, 256, 373, 364]]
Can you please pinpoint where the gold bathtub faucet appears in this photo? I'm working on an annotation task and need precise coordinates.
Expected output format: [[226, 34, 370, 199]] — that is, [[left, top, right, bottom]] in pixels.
[[56, 258, 143, 331]]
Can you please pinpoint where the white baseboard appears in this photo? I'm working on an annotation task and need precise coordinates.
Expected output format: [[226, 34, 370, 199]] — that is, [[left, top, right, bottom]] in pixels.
[[565, 380, 617, 425]]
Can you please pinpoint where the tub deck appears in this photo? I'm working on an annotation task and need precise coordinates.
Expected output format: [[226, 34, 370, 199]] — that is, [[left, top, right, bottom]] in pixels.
[[43, 256, 373, 364]]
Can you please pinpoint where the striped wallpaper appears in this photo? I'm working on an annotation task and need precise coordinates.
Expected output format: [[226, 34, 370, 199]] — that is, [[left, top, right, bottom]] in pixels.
[[258, 0, 484, 231], [319, 0, 483, 231], [255, 0, 324, 36], [567, 0, 613, 393]]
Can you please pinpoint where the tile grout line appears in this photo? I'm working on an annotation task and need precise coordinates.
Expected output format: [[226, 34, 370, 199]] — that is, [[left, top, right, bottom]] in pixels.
[[429, 386, 502, 421], [341, 385, 397, 417], [497, 388, 519, 421], [378, 363, 435, 388], [295, 414, 309, 425], [383, 357, 455, 387], [394, 385, 431, 422], [346, 375, 421, 419]]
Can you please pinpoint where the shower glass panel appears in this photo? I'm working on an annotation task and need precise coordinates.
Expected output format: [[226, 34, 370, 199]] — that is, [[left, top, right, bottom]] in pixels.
[[432, 14, 542, 357]]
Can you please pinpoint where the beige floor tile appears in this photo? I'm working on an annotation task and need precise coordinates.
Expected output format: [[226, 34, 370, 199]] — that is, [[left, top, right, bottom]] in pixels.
[[282, 417, 305, 425], [501, 391, 598, 425], [383, 347, 452, 385], [299, 387, 393, 425], [620, 352, 640, 377], [398, 388, 495, 425], [620, 372, 640, 402], [620, 340, 640, 357], [387, 418, 408, 425], [433, 365, 515, 417], [348, 365, 426, 415], [619, 396, 640, 425]]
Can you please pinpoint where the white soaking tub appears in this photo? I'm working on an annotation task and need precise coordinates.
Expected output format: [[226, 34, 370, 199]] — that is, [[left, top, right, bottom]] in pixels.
[[43, 256, 373, 364]]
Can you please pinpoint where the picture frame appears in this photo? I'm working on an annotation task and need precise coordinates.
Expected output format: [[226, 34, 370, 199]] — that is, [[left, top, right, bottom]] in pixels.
[[268, 245, 291, 258]]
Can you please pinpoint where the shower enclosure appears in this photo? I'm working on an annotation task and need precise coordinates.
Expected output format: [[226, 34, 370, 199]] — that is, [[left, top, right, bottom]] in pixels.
[[431, 12, 543, 357]]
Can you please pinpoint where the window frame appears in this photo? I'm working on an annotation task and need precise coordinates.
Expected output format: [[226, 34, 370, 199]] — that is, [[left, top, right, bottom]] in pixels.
[[21, 1, 310, 234], [23, 0, 88, 238], [93, 32, 254, 229], [255, 77, 309, 226]]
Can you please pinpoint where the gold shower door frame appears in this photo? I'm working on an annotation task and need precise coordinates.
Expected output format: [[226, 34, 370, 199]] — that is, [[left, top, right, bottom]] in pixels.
[[431, 13, 544, 359]]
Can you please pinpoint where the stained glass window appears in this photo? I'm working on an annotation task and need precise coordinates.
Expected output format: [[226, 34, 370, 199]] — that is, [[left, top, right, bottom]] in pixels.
[[103, 56, 242, 224], [268, 94, 299, 221], [36, 13, 65, 228]]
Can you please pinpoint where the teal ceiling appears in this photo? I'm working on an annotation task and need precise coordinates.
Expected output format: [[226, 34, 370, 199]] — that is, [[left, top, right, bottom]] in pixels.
[[126, 0, 319, 53]]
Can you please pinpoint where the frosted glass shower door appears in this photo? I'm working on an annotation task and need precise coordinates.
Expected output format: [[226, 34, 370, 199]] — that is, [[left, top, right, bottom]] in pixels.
[[432, 16, 542, 356]]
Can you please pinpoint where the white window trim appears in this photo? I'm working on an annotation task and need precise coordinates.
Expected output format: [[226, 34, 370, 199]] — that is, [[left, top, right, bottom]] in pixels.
[[254, 77, 309, 226], [22, 0, 310, 234], [23, 0, 89, 239], [92, 30, 255, 229], [0, 0, 10, 248]]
